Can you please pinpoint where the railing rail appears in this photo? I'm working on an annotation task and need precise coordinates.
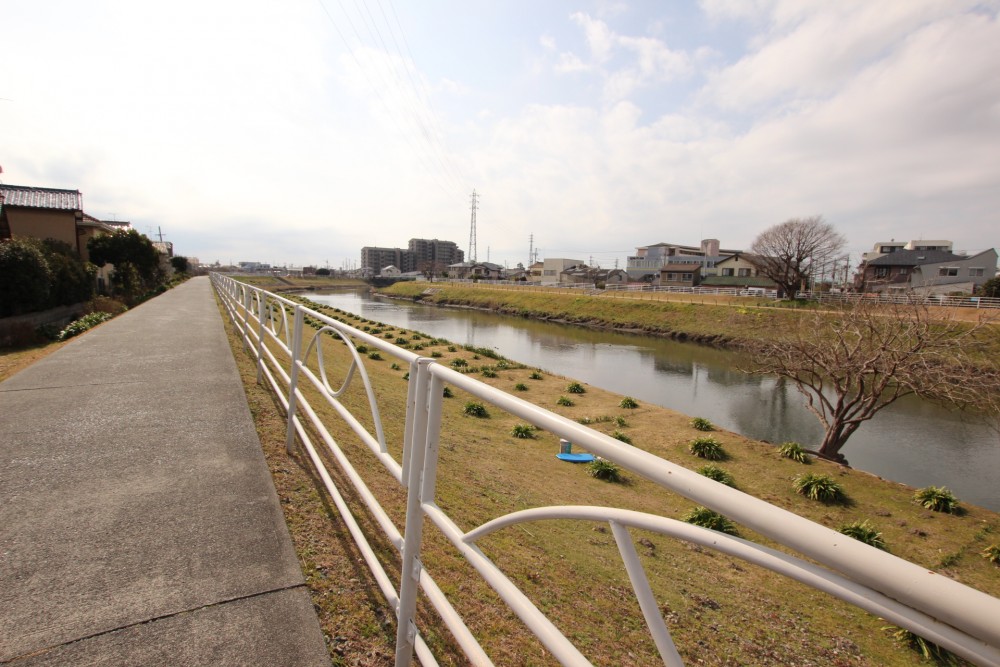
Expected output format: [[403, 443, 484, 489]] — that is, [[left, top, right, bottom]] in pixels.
[[211, 273, 1000, 666]]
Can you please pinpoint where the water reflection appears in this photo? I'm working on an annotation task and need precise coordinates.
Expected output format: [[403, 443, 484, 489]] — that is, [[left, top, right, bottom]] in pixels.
[[309, 289, 999, 510]]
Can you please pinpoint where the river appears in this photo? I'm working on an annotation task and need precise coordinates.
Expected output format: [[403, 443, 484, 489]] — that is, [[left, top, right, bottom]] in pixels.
[[307, 289, 1000, 511]]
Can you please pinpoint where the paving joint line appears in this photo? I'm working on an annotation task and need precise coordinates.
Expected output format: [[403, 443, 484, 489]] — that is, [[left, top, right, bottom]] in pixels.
[[0, 583, 310, 664]]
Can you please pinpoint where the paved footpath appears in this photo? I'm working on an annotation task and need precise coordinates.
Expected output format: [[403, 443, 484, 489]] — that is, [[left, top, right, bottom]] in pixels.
[[0, 277, 331, 666]]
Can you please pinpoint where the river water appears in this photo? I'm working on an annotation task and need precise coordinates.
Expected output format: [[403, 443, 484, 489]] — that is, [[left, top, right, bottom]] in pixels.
[[308, 290, 1000, 511]]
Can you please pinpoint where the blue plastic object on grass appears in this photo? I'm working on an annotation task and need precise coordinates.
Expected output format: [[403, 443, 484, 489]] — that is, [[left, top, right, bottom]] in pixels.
[[556, 452, 596, 463]]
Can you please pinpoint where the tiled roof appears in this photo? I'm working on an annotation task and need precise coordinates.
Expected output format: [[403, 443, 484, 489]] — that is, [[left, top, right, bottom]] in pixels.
[[867, 249, 961, 266], [0, 184, 82, 210]]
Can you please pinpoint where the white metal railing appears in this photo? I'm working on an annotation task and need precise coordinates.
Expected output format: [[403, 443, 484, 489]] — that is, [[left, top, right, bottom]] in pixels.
[[211, 273, 1000, 666]]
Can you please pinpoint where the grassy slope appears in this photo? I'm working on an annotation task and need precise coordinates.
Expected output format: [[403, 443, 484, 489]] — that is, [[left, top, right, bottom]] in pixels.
[[222, 291, 1000, 666], [381, 282, 1000, 356]]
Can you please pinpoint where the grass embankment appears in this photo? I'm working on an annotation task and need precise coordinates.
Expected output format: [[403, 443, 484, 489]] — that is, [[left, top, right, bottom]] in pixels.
[[380, 282, 1000, 354], [220, 291, 1000, 666]]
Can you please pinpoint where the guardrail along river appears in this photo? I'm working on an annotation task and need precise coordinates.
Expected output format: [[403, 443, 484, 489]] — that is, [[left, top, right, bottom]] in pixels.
[[309, 289, 999, 511]]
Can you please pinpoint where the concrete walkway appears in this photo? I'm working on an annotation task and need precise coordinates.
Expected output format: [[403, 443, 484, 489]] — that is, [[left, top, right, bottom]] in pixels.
[[0, 277, 330, 666]]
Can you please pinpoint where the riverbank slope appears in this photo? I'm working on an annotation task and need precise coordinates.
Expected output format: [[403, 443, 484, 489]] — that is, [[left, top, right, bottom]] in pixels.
[[380, 282, 1000, 358]]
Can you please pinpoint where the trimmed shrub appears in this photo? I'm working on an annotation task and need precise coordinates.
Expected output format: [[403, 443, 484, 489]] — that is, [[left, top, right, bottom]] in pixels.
[[481, 368, 498, 378], [683, 507, 739, 536], [913, 486, 961, 514], [982, 544, 1000, 565], [567, 381, 586, 394], [778, 441, 810, 463], [367, 351, 383, 360], [442, 386, 453, 398], [697, 465, 735, 487], [794, 473, 847, 504], [58, 312, 113, 340], [450, 358, 468, 368], [838, 520, 888, 551], [689, 437, 726, 460], [883, 626, 961, 666], [619, 396, 639, 409], [510, 424, 535, 439], [463, 401, 489, 418], [588, 457, 622, 483], [514, 383, 528, 391], [690, 417, 714, 432], [529, 371, 543, 380]]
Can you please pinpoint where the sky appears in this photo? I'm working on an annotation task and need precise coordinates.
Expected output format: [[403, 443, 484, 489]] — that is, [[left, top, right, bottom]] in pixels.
[[2, 0, 998, 271]]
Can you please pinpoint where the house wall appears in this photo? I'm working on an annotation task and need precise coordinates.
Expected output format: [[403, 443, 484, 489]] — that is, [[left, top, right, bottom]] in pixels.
[[912, 250, 998, 292], [5, 208, 80, 253]]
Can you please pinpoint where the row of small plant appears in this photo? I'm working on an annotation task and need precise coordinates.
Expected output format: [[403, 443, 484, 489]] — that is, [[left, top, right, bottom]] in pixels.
[[57, 311, 114, 340]]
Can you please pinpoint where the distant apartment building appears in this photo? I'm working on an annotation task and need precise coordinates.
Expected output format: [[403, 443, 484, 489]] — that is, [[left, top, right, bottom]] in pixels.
[[626, 239, 738, 281], [361, 238, 463, 276], [408, 238, 464, 268]]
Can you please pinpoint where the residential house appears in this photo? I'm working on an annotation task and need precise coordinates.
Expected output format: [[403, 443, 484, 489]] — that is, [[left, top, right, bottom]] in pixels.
[[541, 258, 584, 284], [856, 248, 998, 294], [379, 264, 401, 277], [448, 261, 504, 280], [560, 266, 628, 286], [659, 264, 701, 287], [861, 239, 953, 263], [699, 253, 778, 291], [0, 184, 116, 288], [626, 239, 738, 282]]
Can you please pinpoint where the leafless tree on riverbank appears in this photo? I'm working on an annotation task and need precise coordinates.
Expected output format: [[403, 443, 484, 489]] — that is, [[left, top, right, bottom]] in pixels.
[[742, 299, 1000, 465], [750, 216, 846, 300]]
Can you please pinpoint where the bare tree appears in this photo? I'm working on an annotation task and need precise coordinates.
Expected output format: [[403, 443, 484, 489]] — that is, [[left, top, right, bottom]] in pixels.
[[750, 217, 846, 299], [742, 299, 1000, 465]]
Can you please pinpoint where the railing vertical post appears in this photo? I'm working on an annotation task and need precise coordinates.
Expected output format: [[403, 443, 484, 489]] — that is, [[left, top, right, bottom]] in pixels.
[[395, 358, 433, 667], [241, 286, 252, 351], [285, 305, 304, 454], [255, 290, 266, 384]]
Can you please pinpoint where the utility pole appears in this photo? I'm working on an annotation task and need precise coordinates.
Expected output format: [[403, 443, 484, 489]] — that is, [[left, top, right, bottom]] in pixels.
[[468, 189, 479, 263], [528, 234, 533, 268]]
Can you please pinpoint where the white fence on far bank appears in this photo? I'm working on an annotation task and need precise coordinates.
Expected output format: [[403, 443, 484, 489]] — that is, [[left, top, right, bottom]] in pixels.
[[212, 273, 1000, 667]]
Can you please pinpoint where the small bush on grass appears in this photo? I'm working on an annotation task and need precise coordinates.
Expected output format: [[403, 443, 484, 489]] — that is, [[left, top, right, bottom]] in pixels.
[[883, 626, 961, 666], [689, 437, 726, 460], [982, 544, 1000, 565], [614, 416, 628, 427], [913, 486, 961, 514], [367, 351, 382, 360], [697, 465, 735, 487], [395, 337, 409, 345], [619, 396, 639, 409], [588, 457, 622, 483], [58, 312, 113, 340], [510, 424, 535, 439], [447, 345, 457, 352], [355, 344, 369, 354], [611, 430, 632, 444], [683, 507, 739, 536], [390, 363, 400, 371], [442, 386, 453, 398], [529, 371, 543, 380], [794, 473, 847, 504], [690, 417, 714, 431], [556, 396, 574, 407], [514, 383, 528, 391], [567, 382, 586, 394], [481, 368, 498, 378], [778, 441, 811, 464], [463, 402, 489, 418], [839, 520, 888, 551], [450, 358, 468, 369], [430, 351, 443, 358]]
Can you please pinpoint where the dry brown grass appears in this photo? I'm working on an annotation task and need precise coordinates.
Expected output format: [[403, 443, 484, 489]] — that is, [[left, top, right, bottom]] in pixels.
[[219, 292, 1000, 666]]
